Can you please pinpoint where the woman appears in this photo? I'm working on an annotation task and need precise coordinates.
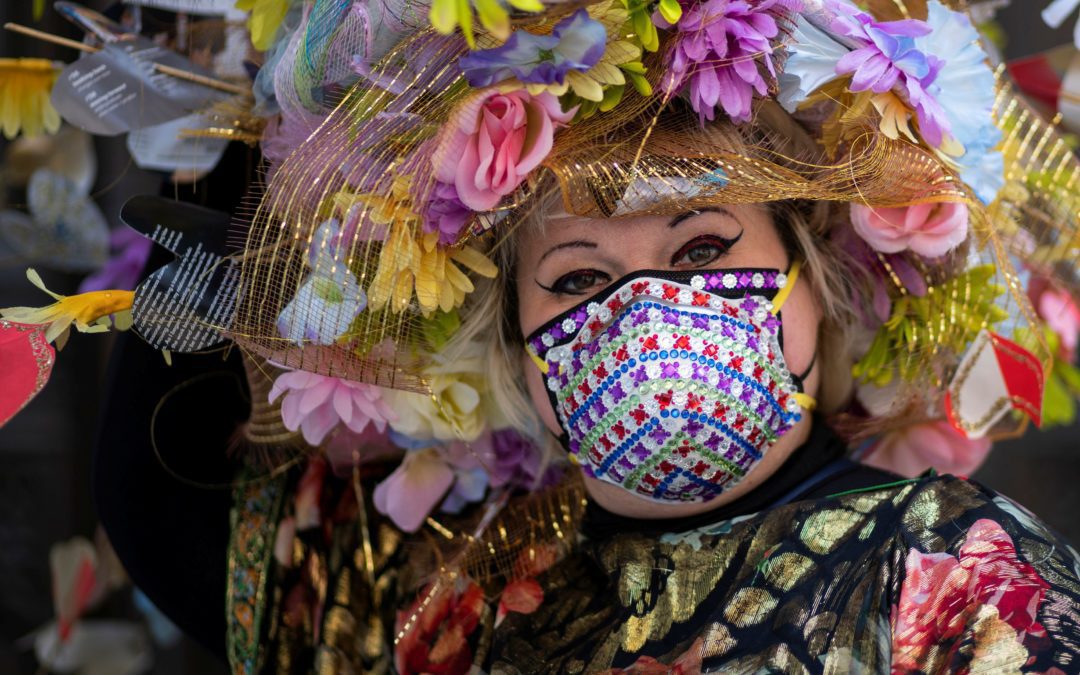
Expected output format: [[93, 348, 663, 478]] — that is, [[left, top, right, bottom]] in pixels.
[[6, 0, 1079, 672]]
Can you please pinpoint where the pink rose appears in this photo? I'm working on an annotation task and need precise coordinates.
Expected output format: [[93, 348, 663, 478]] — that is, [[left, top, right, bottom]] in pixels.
[[863, 420, 992, 478], [850, 201, 969, 258], [1038, 287, 1080, 359], [891, 519, 1049, 671], [434, 89, 574, 211]]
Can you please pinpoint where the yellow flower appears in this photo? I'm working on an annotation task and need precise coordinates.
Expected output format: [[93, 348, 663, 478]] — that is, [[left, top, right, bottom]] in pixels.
[[369, 225, 498, 315], [0, 269, 133, 346], [349, 176, 497, 315], [0, 59, 61, 140], [430, 0, 544, 48], [234, 0, 289, 51]]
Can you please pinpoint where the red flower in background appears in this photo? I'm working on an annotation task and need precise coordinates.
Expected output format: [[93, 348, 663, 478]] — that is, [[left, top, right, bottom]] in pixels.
[[395, 580, 486, 675], [891, 518, 1050, 673]]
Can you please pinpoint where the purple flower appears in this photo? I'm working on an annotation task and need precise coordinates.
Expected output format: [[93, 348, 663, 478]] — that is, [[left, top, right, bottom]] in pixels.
[[490, 428, 561, 491], [458, 10, 607, 88], [660, 362, 680, 378], [78, 227, 153, 293], [828, 1, 950, 146], [656, 0, 802, 123], [422, 181, 471, 245]]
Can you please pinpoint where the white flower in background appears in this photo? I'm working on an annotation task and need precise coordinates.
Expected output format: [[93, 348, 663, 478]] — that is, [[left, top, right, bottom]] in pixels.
[[276, 219, 367, 345], [1043, 0, 1080, 48], [383, 347, 491, 442]]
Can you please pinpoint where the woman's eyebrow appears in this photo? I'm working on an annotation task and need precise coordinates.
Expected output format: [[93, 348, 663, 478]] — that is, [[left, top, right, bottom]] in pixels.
[[538, 240, 597, 264], [668, 207, 738, 228]]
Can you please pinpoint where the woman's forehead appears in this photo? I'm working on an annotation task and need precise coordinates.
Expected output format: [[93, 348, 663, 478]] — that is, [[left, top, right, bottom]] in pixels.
[[525, 203, 766, 240]]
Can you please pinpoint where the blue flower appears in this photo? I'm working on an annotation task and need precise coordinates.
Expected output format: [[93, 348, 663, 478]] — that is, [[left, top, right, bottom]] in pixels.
[[458, 9, 606, 88], [914, 1, 1004, 204]]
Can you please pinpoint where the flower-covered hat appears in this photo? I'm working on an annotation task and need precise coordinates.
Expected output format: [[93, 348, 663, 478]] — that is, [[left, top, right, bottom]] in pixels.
[[4, 0, 1080, 531]]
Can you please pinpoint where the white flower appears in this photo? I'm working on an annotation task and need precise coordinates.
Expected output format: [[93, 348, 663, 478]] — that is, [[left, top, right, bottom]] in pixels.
[[383, 347, 492, 442], [276, 219, 367, 345], [777, 13, 850, 113]]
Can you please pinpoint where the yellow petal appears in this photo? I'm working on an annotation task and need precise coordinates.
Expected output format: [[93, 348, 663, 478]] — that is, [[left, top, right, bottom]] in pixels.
[[445, 260, 474, 294], [438, 280, 455, 313], [392, 271, 414, 313], [449, 246, 498, 277], [415, 266, 440, 312]]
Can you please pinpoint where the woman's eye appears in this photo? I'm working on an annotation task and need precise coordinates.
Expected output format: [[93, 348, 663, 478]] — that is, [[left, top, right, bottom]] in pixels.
[[545, 269, 610, 296], [672, 235, 732, 268]]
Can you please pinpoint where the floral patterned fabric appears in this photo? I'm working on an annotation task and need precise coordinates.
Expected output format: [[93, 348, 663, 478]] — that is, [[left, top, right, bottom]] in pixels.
[[229, 470, 1080, 673]]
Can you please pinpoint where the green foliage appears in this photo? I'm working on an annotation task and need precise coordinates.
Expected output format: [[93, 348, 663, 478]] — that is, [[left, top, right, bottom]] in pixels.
[[1020, 326, 1080, 428], [621, 0, 661, 52], [853, 265, 1008, 386], [421, 309, 462, 351]]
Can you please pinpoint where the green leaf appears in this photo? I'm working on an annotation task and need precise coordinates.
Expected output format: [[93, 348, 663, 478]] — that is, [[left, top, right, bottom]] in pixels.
[[626, 69, 653, 96], [658, 0, 682, 24], [599, 84, 625, 112], [1056, 359, 1080, 394], [1042, 371, 1077, 427]]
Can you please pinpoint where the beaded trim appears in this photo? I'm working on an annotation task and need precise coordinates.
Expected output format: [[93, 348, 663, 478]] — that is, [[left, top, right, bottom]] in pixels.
[[528, 268, 786, 361]]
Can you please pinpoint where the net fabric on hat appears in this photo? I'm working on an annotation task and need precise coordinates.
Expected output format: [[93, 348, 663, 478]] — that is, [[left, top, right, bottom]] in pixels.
[[220, 0, 1080, 442]]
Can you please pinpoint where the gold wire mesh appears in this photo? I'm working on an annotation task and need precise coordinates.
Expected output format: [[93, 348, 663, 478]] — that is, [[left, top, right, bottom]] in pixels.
[[222, 0, 1078, 442]]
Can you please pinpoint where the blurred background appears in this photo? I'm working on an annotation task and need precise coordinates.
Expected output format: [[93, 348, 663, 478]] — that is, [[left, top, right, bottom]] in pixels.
[[0, 1, 1078, 673]]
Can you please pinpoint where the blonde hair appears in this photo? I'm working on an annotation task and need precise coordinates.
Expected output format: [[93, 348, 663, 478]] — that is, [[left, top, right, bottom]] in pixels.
[[444, 104, 861, 447]]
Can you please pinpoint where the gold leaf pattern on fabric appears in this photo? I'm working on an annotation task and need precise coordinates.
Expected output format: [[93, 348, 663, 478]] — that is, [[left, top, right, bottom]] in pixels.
[[774, 597, 811, 634], [700, 622, 736, 659], [802, 611, 838, 656], [846, 492, 893, 515], [723, 587, 777, 627], [241, 471, 1080, 673], [799, 509, 864, 555], [763, 552, 815, 592], [610, 530, 740, 652], [968, 605, 1028, 673]]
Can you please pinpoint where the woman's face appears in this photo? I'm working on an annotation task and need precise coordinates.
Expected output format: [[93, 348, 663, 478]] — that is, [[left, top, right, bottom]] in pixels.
[[515, 204, 824, 517]]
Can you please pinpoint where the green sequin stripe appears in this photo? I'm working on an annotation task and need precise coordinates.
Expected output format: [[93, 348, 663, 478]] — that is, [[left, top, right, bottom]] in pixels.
[[560, 319, 786, 395], [622, 431, 747, 492], [567, 376, 779, 456]]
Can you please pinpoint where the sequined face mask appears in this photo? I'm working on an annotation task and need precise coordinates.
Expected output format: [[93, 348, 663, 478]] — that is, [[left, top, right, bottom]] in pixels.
[[525, 263, 816, 503]]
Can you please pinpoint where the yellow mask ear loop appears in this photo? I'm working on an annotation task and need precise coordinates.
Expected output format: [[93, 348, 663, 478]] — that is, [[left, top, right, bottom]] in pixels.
[[793, 392, 817, 411], [527, 347, 549, 375], [768, 260, 816, 412], [770, 259, 800, 315]]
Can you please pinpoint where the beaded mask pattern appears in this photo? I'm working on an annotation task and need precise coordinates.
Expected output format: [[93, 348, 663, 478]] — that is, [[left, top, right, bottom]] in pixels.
[[527, 269, 803, 503]]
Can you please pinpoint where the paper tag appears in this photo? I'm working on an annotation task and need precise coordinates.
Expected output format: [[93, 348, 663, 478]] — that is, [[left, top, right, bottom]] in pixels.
[[123, 196, 240, 352], [126, 114, 228, 173], [55, 1, 134, 42], [122, 0, 238, 14], [51, 36, 229, 136], [945, 330, 1045, 438]]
